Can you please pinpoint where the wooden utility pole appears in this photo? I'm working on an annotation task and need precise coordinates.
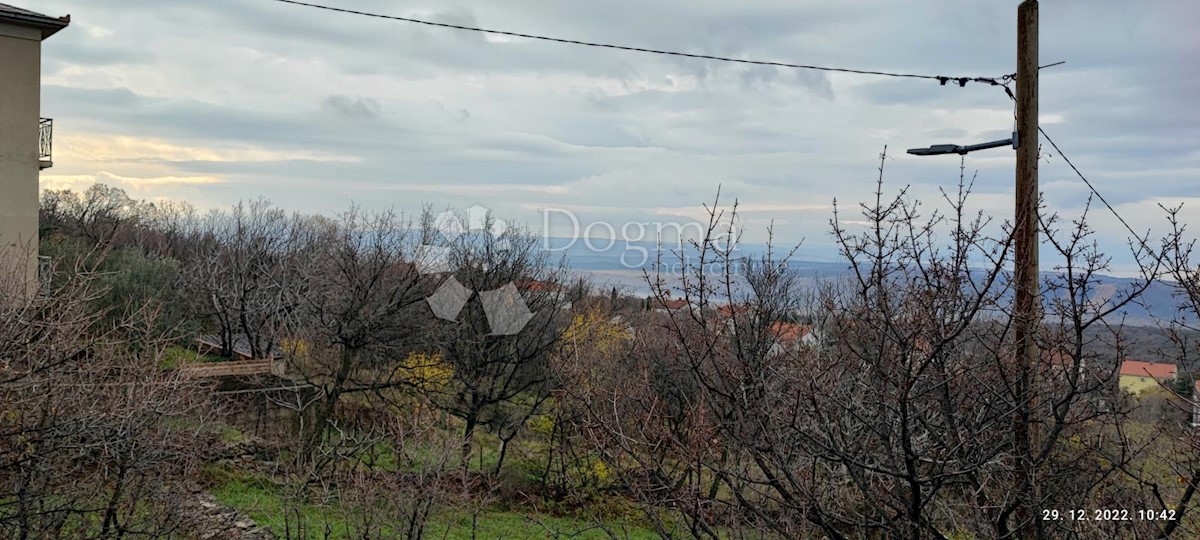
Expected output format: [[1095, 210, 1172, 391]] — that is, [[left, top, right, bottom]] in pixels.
[[1013, 0, 1040, 538]]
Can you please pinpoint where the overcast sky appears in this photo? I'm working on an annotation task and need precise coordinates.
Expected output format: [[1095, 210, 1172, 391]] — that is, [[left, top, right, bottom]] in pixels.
[[30, 0, 1200, 272]]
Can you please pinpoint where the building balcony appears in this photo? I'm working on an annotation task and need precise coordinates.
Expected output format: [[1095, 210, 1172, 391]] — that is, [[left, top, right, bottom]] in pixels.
[[39, 118, 53, 170]]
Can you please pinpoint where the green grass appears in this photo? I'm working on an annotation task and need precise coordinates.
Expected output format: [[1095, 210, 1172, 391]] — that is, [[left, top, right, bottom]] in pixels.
[[428, 510, 661, 540], [215, 423, 249, 445], [211, 474, 305, 535], [210, 468, 662, 540], [160, 345, 225, 369]]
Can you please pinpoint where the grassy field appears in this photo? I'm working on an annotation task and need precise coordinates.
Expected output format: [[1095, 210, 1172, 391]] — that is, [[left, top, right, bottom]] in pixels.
[[211, 469, 662, 540]]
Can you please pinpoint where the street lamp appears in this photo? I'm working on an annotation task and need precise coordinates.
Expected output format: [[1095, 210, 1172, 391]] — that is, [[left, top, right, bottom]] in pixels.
[[906, 131, 1018, 156]]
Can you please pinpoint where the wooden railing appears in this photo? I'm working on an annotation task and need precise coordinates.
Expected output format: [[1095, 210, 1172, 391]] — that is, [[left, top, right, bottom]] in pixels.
[[179, 359, 275, 378]]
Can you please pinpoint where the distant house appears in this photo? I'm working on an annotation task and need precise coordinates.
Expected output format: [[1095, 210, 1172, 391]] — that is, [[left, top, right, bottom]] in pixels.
[[0, 4, 69, 292], [648, 293, 697, 315], [716, 303, 752, 319], [1118, 360, 1177, 395], [709, 303, 748, 334], [514, 279, 571, 311], [766, 321, 817, 357], [709, 303, 822, 354], [1046, 348, 1092, 380]]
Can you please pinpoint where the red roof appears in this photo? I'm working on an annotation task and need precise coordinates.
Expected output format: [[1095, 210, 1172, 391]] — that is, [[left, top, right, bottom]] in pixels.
[[515, 279, 561, 292], [1119, 360, 1177, 380], [717, 304, 751, 318], [769, 322, 811, 344], [655, 298, 690, 310], [1046, 348, 1074, 366]]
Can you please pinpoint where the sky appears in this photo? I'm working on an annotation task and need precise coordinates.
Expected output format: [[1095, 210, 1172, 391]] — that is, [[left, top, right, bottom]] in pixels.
[[28, 0, 1200, 273]]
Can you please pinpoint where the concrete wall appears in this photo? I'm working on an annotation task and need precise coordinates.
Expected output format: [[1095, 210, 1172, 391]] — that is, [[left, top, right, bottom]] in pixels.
[[0, 21, 42, 291]]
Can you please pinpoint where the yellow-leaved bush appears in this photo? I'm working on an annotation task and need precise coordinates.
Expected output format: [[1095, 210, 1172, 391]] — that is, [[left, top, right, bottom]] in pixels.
[[397, 351, 452, 391], [560, 309, 633, 356]]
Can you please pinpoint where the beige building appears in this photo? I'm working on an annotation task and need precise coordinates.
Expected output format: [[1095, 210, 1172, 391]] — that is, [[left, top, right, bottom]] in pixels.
[[0, 4, 68, 290]]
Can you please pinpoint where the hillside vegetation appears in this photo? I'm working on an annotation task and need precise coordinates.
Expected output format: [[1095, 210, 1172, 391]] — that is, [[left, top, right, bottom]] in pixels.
[[4, 182, 1200, 539]]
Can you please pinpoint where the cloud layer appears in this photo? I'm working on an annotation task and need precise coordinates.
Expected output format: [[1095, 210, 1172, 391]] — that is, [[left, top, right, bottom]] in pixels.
[[32, 0, 1200, 270]]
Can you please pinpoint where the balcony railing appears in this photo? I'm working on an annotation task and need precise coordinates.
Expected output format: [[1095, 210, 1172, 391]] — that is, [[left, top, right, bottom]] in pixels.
[[39, 118, 52, 169]]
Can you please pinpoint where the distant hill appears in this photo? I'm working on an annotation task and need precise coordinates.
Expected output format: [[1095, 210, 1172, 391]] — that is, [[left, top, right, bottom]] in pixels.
[[546, 236, 1189, 327]]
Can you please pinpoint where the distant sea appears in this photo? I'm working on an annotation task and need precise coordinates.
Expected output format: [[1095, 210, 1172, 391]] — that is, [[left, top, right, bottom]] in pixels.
[[543, 236, 1186, 326], [544, 236, 848, 298]]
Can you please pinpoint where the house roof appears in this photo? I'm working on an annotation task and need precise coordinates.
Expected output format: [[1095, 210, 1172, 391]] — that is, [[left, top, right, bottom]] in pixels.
[[515, 279, 561, 293], [769, 322, 811, 344], [655, 298, 690, 310], [717, 304, 753, 318], [0, 3, 70, 39], [1046, 348, 1075, 366], [1119, 360, 1177, 380]]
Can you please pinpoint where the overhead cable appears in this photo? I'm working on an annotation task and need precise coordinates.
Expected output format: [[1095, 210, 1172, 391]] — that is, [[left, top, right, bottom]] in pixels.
[[271, 0, 1019, 87]]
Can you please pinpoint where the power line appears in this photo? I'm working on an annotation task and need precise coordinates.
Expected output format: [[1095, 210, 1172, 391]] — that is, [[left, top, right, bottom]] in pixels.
[[270, 0, 1011, 86], [1037, 126, 1151, 247], [997, 60, 1065, 89], [276, 0, 1111, 246], [994, 87, 1147, 250]]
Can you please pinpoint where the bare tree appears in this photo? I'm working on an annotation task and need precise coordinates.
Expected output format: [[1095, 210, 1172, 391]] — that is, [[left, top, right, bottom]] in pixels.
[[1136, 204, 1200, 539], [183, 199, 292, 360], [281, 206, 430, 455], [39, 184, 139, 249], [0, 253, 214, 539], [420, 213, 571, 468], [566, 154, 1169, 539]]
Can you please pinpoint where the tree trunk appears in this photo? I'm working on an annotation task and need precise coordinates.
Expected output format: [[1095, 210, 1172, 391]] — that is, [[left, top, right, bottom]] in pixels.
[[495, 436, 513, 475], [99, 457, 130, 537], [307, 346, 357, 459], [461, 413, 478, 468]]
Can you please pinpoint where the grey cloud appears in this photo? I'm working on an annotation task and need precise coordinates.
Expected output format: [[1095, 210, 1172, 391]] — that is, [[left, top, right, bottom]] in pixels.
[[93, 0, 854, 83], [976, 129, 1014, 142], [925, 128, 969, 140], [321, 95, 383, 119], [45, 85, 140, 108], [793, 70, 834, 101], [427, 8, 484, 43], [45, 85, 415, 150], [43, 86, 659, 191], [434, 103, 471, 122], [739, 65, 778, 90], [31, 0, 1200, 268], [851, 79, 1002, 108], [44, 44, 154, 69], [543, 118, 652, 149]]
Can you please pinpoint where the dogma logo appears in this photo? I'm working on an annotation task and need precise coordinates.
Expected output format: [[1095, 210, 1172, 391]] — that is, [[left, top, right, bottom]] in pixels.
[[416, 205, 534, 335]]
